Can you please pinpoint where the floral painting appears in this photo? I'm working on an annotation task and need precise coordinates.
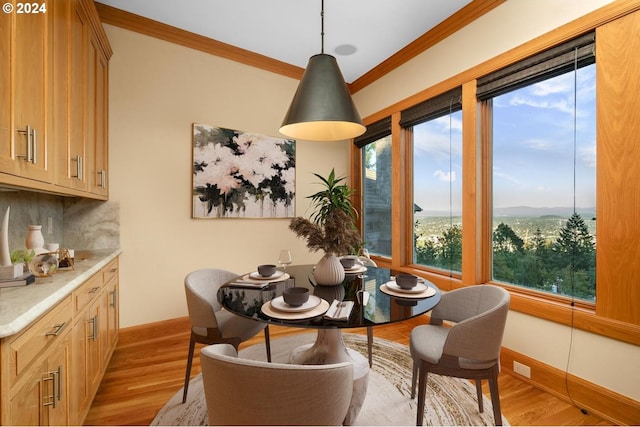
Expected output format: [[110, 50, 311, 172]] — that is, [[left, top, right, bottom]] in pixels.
[[192, 123, 296, 218]]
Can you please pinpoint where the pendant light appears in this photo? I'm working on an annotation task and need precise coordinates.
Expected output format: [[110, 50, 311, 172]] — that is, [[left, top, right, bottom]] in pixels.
[[279, 0, 366, 142]]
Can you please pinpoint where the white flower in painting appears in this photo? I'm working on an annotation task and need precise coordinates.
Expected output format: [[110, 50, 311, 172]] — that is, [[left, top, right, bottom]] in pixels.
[[281, 167, 295, 195], [237, 141, 289, 187], [194, 144, 241, 194], [233, 132, 270, 154]]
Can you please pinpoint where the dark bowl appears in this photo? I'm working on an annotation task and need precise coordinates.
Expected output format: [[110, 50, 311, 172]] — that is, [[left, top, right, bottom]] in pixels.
[[395, 273, 419, 289], [283, 287, 310, 307], [340, 257, 357, 269], [257, 264, 277, 277]]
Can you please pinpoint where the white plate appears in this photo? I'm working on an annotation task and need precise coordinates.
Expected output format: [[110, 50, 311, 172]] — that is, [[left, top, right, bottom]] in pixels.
[[344, 265, 367, 274], [261, 298, 330, 320], [249, 270, 285, 280], [381, 283, 436, 299], [385, 280, 428, 294], [270, 295, 322, 313]]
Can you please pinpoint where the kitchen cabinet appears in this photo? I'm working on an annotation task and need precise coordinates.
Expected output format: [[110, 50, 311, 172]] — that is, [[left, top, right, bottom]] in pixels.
[[0, 0, 111, 199], [0, 0, 53, 183], [0, 253, 120, 426], [0, 296, 72, 425], [69, 258, 119, 425], [55, 0, 110, 198]]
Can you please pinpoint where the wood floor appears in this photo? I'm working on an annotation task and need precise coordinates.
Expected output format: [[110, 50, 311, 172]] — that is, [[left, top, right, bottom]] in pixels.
[[84, 316, 612, 426]]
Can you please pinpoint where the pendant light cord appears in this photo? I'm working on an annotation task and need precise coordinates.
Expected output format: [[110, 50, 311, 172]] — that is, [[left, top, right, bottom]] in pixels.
[[320, 0, 325, 54]]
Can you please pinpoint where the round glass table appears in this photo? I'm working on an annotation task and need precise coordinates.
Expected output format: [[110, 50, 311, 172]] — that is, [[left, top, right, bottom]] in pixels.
[[218, 264, 441, 425]]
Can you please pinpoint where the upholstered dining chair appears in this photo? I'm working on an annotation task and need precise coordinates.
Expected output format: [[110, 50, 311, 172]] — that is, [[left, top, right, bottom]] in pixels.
[[410, 285, 510, 426], [182, 268, 271, 403], [200, 343, 353, 426]]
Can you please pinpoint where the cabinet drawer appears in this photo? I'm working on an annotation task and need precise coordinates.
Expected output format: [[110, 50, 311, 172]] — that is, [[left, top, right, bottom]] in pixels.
[[73, 272, 103, 314], [8, 296, 72, 384], [102, 258, 118, 285]]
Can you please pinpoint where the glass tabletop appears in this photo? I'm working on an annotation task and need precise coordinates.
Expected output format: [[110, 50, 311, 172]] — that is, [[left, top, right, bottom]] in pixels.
[[218, 264, 441, 329]]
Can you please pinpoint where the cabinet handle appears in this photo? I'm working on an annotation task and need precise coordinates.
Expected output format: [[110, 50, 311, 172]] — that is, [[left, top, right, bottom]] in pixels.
[[16, 125, 33, 162], [45, 322, 67, 337], [88, 286, 100, 294], [98, 169, 107, 188], [43, 365, 61, 408], [109, 289, 118, 308], [88, 315, 98, 341], [31, 128, 37, 164], [72, 155, 83, 180]]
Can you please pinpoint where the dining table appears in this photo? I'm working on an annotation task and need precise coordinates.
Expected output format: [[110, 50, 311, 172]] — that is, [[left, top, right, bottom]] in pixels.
[[218, 263, 441, 425]]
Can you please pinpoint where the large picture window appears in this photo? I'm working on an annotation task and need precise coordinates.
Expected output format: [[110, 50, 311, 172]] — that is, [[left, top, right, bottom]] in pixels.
[[479, 33, 596, 301], [401, 89, 463, 272], [356, 118, 392, 258]]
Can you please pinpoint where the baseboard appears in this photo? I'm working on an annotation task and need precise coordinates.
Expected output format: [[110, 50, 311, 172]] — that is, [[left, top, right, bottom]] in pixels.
[[501, 347, 640, 425]]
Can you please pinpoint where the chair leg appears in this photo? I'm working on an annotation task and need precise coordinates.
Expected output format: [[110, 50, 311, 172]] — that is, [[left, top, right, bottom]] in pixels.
[[488, 369, 503, 426], [416, 361, 428, 426], [263, 325, 272, 362], [182, 336, 196, 404], [366, 326, 373, 367], [411, 358, 419, 399], [476, 379, 484, 413]]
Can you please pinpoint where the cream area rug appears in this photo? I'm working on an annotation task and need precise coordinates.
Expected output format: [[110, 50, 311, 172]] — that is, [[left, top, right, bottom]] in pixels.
[[151, 333, 509, 426]]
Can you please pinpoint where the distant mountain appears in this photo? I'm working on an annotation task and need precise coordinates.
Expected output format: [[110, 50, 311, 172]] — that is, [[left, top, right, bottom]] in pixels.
[[415, 206, 596, 218]]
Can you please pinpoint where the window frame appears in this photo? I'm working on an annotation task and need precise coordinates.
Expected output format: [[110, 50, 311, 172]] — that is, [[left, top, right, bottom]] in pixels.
[[350, 2, 640, 346]]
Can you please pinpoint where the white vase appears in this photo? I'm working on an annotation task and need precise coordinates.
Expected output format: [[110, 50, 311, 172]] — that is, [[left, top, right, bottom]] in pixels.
[[26, 225, 45, 251], [0, 207, 11, 267], [313, 253, 345, 286]]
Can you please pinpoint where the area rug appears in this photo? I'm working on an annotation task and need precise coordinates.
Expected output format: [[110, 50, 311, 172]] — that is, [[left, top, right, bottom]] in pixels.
[[151, 333, 508, 426]]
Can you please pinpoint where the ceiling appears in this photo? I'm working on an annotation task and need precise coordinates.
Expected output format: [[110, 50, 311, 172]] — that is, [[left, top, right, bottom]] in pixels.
[[95, 0, 472, 84]]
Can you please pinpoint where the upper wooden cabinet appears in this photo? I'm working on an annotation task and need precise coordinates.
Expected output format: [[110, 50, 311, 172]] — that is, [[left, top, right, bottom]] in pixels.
[[0, 0, 53, 183], [0, 0, 111, 199]]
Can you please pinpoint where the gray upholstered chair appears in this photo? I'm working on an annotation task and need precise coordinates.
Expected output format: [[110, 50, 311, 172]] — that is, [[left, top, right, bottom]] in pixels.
[[182, 268, 271, 403], [410, 285, 510, 426], [200, 343, 353, 426]]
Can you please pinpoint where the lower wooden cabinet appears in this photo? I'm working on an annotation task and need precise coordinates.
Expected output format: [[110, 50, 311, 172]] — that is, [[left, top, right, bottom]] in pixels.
[[0, 256, 119, 426]]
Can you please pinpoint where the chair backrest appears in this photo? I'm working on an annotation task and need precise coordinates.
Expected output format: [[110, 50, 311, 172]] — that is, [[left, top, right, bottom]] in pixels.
[[432, 285, 510, 363], [201, 344, 353, 426], [184, 268, 237, 330]]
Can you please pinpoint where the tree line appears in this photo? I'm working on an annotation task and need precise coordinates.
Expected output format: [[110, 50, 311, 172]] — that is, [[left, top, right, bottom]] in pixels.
[[415, 212, 596, 301]]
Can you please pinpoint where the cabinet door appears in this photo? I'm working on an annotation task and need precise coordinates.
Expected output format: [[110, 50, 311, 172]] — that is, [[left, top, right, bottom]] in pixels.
[[9, 360, 46, 425], [12, 0, 52, 181], [89, 39, 109, 197], [58, 0, 88, 191], [0, 8, 10, 171], [102, 279, 118, 366], [46, 335, 69, 426]]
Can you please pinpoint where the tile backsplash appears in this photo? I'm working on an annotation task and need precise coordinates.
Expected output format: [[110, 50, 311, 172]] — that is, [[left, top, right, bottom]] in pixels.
[[0, 190, 119, 255]]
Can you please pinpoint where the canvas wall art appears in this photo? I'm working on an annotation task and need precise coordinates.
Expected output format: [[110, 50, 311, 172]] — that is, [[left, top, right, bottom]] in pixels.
[[192, 123, 296, 218]]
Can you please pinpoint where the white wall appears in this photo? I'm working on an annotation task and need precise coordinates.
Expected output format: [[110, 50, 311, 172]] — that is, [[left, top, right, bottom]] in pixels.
[[353, 0, 639, 402], [105, 25, 350, 328]]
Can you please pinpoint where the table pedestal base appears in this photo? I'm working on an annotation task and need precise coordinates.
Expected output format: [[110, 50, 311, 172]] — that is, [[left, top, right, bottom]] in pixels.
[[289, 329, 369, 425]]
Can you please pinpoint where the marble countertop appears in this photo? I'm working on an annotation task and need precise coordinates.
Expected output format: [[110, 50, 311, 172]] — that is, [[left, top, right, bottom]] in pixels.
[[0, 248, 122, 338]]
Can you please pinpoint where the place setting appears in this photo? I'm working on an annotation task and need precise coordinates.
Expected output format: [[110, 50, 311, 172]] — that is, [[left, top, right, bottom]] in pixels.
[[340, 256, 367, 274], [228, 264, 290, 289], [261, 287, 330, 320], [380, 273, 436, 299]]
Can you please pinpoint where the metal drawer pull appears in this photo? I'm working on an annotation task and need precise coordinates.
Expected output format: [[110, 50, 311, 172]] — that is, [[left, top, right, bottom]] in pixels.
[[45, 322, 67, 337], [88, 315, 99, 341], [89, 286, 100, 294], [99, 169, 107, 188], [110, 289, 118, 308], [43, 365, 62, 408], [72, 155, 83, 180], [17, 125, 34, 163]]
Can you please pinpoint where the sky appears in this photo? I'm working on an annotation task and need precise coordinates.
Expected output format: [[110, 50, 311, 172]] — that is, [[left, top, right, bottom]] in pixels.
[[412, 63, 596, 215]]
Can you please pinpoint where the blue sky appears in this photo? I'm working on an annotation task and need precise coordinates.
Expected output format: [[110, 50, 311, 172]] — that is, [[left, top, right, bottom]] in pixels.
[[412, 64, 596, 214]]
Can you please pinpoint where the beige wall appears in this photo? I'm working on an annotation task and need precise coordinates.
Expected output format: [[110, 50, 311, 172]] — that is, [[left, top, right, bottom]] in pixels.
[[105, 25, 350, 328], [353, 0, 638, 402]]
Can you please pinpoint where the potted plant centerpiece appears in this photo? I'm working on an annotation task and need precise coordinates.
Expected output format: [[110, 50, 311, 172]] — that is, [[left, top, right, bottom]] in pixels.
[[289, 169, 362, 285]]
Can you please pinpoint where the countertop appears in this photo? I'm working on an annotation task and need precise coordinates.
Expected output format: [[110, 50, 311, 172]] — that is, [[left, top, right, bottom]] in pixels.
[[0, 248, 122, 338]]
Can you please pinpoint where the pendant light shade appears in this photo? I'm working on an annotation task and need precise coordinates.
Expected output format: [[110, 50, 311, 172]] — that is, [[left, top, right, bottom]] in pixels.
[[279, 2, 366, 142]]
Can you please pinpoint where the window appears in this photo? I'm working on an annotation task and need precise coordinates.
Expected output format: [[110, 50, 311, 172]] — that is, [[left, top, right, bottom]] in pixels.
[[478, 33, 596, 301], [356, 118, 392, 257], [400, 89, 463, 272]]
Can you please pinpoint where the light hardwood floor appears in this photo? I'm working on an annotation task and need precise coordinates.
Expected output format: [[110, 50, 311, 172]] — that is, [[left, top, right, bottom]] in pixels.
[[85, 316, 612, 426]]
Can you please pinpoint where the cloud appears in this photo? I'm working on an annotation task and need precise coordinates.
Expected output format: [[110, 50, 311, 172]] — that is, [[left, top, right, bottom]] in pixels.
[[434, 170, 456, 182]]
